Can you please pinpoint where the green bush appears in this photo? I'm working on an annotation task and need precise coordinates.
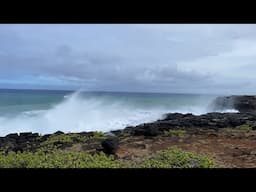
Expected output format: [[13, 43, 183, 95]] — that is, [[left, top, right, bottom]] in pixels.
[[164, 129, 187, 136], [40, 133, 89, 151], [236, 124, 252, 131], [223, 124, 252, 132], [134, 147, 216, 168], [0, 147, 216, 168], [0, 150, 121, 168], [92, 131, 107, 139]]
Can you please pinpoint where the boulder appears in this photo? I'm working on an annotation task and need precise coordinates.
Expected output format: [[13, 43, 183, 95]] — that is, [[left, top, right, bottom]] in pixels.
[[123, 112, 256, 135], [101, 137, 119, 155], [6, 133, 19, 140], [110, 130, 122, 136], [251, 122, 256, 130], [78, 131, 94, 137], [40, 134, 51, 141], [54, 131, 65, 135], [211, 95, 256, 114], [20, 132, 33, 137], [133, 124, 160, 136]]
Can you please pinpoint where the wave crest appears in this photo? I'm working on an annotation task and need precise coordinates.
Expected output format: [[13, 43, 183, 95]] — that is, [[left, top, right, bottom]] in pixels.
[[0, 92, 237, 136]]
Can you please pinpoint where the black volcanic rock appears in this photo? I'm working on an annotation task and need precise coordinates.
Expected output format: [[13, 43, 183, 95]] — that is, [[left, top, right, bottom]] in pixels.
[[133, 124, 160, 136], [53, 131, 64, 135], [110, 130, 122, 136], [1, 94, 256, 154], [20, 132, 33, 137], [251, 122, 256, 130], [77, 131, 95, 137], [0, 132, 41, 152], [101, 137, 119, 155], [123, 112, 256, 137], [233, 96, 256, 113], [211, 95, 256, 113], [6, 133, 19, 140]]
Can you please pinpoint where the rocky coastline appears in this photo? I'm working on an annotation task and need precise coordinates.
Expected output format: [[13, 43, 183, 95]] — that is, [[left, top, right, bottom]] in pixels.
[[1, 95, 256, 168]]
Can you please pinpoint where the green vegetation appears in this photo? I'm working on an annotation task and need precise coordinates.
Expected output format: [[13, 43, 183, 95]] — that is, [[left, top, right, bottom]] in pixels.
[[164, 129, 187, 136], [40, 132, 106, 151], [0, 150, 121, 168], [40, 133, 86, 150], [222, 124, 252, 132], [0, 147, 215, 168], [92, 131, 107, 139], [235, 124, 252, 131], [134, 147, 216, 168]]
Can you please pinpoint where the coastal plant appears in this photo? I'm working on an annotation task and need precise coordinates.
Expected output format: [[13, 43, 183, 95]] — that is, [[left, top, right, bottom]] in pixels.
[[235, 124, 252, 131], [135, 147, 216, 168], [92, 131, 107, 139], [40, 133, 89, 150], [222, 124, 252, 132], [0, 150, 122, 168], [0, 147, 216, 168], [164, 129, 187, 136]]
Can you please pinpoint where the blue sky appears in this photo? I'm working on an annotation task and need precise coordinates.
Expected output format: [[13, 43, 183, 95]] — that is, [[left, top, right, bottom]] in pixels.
[[0, 24, 256, 94]]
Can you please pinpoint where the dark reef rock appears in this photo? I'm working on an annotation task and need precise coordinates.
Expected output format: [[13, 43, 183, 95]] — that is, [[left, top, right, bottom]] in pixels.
[[77, 131, 95, 138], [212, 95, 256, 114], [6, 133, 19, 140], [19, 132, 33, 137], [1, 95, 256, 153], [251, 121, 256, 130], [122, 112, 256, 137], [53, 131, 65, 135], [101, 137, 119, 155], [0, 132, 41, 152], [133, 124, 160, 136]]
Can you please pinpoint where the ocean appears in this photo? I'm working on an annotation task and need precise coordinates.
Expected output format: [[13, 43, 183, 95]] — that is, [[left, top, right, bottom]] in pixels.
[[0, 89, 236, 136]]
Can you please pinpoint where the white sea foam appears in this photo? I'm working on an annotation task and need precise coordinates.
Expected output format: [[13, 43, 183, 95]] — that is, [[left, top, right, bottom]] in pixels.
[[0, 92, 236, 136]]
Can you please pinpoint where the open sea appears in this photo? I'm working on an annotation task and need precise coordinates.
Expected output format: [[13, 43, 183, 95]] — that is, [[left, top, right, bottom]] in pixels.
[[0, 89, 236, 136]]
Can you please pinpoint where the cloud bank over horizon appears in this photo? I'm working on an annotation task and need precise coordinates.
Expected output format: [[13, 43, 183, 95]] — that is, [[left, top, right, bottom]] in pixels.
[[0, 24, 256, 94]]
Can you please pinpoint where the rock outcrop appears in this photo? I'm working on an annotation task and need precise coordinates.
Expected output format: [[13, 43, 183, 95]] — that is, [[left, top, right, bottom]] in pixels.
[[211, 95, 256, 114], [0, 132, 40, 152], [101, 137, 119, 155], [122, 112, 256, 136], [1, 95, 256, 156]]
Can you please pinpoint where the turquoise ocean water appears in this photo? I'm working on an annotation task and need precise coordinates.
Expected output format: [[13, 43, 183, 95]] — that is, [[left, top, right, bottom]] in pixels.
[[0, 89, 232, 136]]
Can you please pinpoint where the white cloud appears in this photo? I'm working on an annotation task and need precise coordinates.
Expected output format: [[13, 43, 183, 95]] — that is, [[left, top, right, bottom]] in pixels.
[[0, 24, 256, 94]]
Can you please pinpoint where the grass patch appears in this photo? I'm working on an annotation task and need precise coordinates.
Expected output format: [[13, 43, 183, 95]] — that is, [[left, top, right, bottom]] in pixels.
[[164, 129, 187, 136], [236, 124, 252, 131], [0, 150, 121, 168], [222, 124, 252, 132], [40, 132, 107, 151], [132, 147, 216, 168], [92, 131, 107, 139], [40, 133, 86, 150], [0, 147, 216, 168]]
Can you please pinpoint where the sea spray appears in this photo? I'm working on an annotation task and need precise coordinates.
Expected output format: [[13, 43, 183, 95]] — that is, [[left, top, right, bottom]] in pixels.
[[0, 91, 235, 136]]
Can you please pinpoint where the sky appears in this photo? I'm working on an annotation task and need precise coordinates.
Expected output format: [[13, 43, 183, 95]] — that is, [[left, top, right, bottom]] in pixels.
[[0, 24, 256, 94]]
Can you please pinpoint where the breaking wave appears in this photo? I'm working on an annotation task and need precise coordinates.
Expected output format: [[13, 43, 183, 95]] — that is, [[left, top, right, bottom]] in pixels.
[[0, 92, 237, 136]]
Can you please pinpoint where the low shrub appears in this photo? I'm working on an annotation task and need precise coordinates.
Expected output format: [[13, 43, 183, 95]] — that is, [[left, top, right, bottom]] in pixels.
[[0, 150, 121, 168], [223, 124, 252, 132], [134, 147, 216, 168], [0, 147, 216, 168], [164, 129, 187, 136]]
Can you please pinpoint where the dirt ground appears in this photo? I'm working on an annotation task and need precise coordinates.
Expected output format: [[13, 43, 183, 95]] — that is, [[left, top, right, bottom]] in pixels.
[[116, 129, 256, 168]]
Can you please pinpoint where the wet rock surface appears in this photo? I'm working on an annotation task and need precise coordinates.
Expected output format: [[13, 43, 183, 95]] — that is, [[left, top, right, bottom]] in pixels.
[[212, 95, 256, 113], [0, 132, 40, 152], [101, 137, 119, 155], [1, 111, 256, 155], [122, 112, 256, 136], [1, 95, 256, 167]]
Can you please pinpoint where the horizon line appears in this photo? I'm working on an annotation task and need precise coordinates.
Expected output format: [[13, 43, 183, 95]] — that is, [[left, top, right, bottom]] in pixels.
[[0, 87, 220, 95]]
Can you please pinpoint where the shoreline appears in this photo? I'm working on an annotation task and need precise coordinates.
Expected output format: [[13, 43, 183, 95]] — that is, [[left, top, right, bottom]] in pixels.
[[0, 95, 256, 168]]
